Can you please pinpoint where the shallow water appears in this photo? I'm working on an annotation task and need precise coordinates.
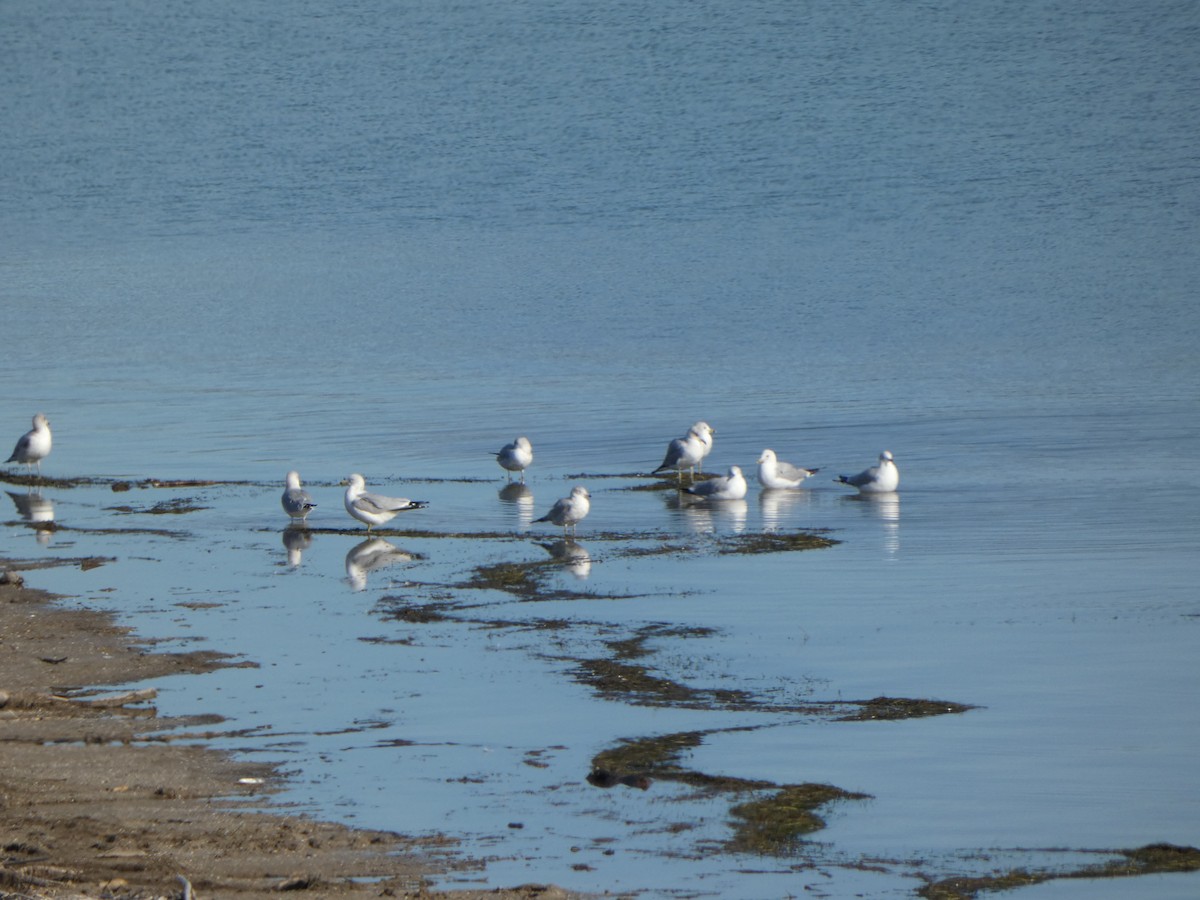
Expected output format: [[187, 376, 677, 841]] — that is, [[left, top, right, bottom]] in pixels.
[[3, 1, 1199, 897]]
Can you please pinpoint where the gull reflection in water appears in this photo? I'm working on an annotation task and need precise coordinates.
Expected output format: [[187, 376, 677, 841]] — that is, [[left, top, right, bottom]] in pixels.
[[758, 487, 817, 533], [498, 482, 535, 526], [664, 492, 749, 534], [844, 492, 901, 558], [345, 538, 415, 591], [7, 490, 55, 544], [281, 524, 312, 568], [537, 539, 591, 580]]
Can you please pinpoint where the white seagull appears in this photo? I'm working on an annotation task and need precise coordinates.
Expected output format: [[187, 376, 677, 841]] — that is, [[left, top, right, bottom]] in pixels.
[[835, 450, 899, 494], [691, 420, 715, 473], [534, 485, 590, 536], [343, 473, 428, 531], [493, 436, 533, 482], [685, 465, 748, 501], [757, 449, 819, 490], [653, 422, 715, 482], [281, 470, 317, 522], [6, 413, 52, 477]]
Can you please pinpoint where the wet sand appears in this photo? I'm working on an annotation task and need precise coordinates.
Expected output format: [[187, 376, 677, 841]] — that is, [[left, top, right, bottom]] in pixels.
[[0, 557, 577, 900]]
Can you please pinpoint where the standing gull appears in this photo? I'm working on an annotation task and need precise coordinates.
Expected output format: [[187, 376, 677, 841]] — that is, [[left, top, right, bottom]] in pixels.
[[534, 485, 590, 537], [281, 470, 317, 522], [691, 421, 715, 473], [493, 436, 533, 482], [835, 450, 899, 494], [343, 473, 428, 531], [684, 465, 748, 501], [6, 413, 52, 477], [652, 422, 714, 482], [757, 449, 819, 489]]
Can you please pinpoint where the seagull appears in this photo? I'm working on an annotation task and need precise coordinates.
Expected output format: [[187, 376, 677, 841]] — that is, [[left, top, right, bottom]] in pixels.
[[493, 436, 533, 482], [757, 449, 819, 489], [343, 473, 428, 531], [6, 413, 52, 477], [690, 421, 715, 473], [653, 422, 715, 482], [281, 470, 317, 522], [835, 450, 899, 494], [534, 485, 590, 536], [684, 465, 747, 501]]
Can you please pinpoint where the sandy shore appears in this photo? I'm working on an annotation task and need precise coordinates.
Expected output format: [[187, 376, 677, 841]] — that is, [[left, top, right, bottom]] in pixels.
[[0, 557, 577, 900]]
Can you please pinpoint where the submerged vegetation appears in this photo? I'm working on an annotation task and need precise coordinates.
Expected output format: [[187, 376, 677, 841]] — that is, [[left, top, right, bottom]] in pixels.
[[919, 843, 1200, 899], [716, 530, 839, 554], [589, 728, 872, 854], [728, 783, 872, 854]]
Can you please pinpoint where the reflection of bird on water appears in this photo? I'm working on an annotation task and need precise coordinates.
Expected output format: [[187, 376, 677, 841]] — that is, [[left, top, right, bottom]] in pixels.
[[343, 473, 428, 531], [282, 524, 312, 567], [533, 485, 590, 536], [498, 481, 535, 525], [756, 449, 818, 489], [7, 490, 55, 544], [652, 421, 714, 483], [845, 492, 901, 557], [493, 436, 533, 482], [759, 487, 815, 531], [537, 539, 591, 579], [344, 538, 415, 591], [684, 465, 747, 501], [281, 470, 317, 522], [6, 413, 52, 478], [835, 450, 899, 494]]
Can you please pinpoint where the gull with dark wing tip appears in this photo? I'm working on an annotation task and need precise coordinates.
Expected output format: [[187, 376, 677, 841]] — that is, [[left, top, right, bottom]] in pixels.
[[684, 465, 747, 501], [652, 421, 714, 483], [757, 449, 819, 489], [281, 470, 317, 522], [493, 435, 533, 482], [534, 485, 590, 537], [6, 413, 52, 477], [343, 473, 428, 531], [835, 450, 899, 494]]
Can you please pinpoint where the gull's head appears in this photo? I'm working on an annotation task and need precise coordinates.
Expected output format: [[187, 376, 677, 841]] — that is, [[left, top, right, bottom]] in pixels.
[[757, 449, 775, 464], [691, 421, 714, 437], [729, 465, 743, 477], [346, 473, 366, 490], [516, 436, 532, 450], [880, 450, 894, 462], [286, 470, 302, 488], [572, 485, 590, 499], [33, 413, 49, 428]]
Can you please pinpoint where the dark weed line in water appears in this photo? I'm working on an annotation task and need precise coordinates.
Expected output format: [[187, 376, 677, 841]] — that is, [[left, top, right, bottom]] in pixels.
[[107, 498, 211, 515], [588, 728, 871, 854], [919, 843, 1200, 899]]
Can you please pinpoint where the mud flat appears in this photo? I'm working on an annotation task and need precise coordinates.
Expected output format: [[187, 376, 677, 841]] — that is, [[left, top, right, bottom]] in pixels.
[[0, 557, 578, 900]]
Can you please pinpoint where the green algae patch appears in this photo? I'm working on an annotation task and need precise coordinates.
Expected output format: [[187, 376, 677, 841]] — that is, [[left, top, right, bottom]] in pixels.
[[838, 696, 978, 721], [463, 560, 550, 596], [1112, 843, 1200, 874], [717, 530, 839, 554], [919, 843, 1200, 899], [589, 729, 871, 851], [572, 657, 752, 708], [589, 730, 771, 793], [920, 869, 1047, 899], [728, 783, 872, 854]]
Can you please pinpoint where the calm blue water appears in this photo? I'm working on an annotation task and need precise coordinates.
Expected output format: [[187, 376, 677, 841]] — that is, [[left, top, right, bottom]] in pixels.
[[3, 1, 1199, 897]]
